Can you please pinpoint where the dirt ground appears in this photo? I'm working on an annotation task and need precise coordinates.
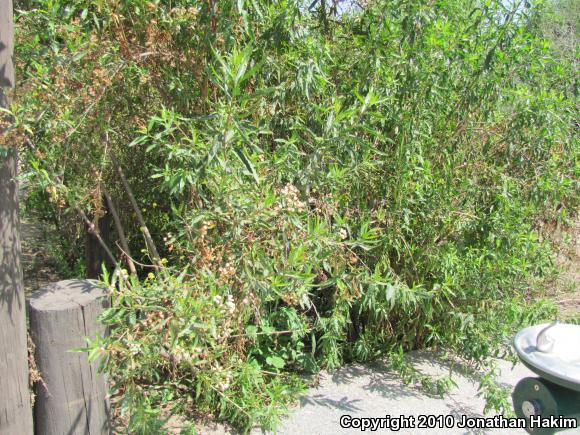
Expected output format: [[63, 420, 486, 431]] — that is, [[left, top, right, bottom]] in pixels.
[[548, 218, 580, 320], [20, 216, 63, 297]]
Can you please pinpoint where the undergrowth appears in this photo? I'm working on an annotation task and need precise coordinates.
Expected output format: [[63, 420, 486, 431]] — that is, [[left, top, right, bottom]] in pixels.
[[9, 0, 579, 432]]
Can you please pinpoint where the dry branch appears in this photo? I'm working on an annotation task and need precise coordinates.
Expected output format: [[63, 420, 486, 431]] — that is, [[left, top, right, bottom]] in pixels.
[[76, 206, 119, 267], [110, 153, 162, 268], [103, 185, 137, 275]]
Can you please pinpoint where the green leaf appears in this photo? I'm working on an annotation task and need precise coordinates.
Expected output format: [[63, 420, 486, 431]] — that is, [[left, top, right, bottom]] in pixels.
[[266, 356, 285, 369], [234, 147, 259, 183], [245, 325, 258, 340]]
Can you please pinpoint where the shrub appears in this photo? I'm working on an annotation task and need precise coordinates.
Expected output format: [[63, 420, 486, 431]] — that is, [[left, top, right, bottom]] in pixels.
[[12, 0, 579, 432]]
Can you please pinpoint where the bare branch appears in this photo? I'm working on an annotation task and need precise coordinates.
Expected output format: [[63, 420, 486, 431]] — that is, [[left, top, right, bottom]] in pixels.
[[76, 207, 119, 267], [110, 153, 162, 268], [102, 186, 137, 275]]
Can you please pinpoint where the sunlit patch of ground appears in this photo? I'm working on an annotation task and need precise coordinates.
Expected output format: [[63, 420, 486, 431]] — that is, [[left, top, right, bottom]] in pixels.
[[545, 218, 580, 321]]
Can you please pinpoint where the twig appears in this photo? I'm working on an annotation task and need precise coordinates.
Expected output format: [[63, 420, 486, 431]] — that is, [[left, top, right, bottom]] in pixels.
[[62, 62, 126, 143], [308, 296, 321, 323], [208, 384, 250, 417], [76, 207, 118, 267], [114, 241, 162, 270], [229, 329, 301, 339], [61, 52, 162, 143], [110, 152, 162, 268], [103, 185, 137, 275]]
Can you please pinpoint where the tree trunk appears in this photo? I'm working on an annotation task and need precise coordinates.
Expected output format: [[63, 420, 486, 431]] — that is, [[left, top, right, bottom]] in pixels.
[[85, 209, 113, 279], [0, 1, 34, 432]]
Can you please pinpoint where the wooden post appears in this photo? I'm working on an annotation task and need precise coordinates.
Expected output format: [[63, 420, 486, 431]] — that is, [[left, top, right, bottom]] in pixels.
[[0, 0, 34, 433], [29, 280, 111, 435]]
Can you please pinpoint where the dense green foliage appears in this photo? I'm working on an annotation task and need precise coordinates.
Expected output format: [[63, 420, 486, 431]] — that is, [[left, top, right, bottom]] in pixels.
[[10, 0, 578, 432], [539, 0, 579, 62]]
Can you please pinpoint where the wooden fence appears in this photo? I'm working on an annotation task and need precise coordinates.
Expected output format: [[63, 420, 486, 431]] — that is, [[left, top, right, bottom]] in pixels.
[[1, 3, 111, 433], [29, 280, 111, 435]]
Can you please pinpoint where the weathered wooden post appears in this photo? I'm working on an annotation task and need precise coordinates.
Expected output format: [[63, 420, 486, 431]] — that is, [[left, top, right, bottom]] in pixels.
[[29, 280, 111, 435], [0, 1, 35, 433]]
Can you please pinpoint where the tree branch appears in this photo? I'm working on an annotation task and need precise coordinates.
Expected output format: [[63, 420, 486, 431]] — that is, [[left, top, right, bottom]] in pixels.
[[76, 207, 119, 268], [110, 153, 162, 268], [102, 185, 137, 275]]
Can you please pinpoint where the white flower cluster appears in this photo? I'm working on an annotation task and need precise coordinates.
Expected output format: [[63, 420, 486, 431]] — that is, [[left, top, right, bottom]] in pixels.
[[164, 345, 204, 365], [219, 372, 233, 391], [213, 294, 236, 314], [219, 261, 236, 279], [169, 6, 199, 17], [279, 183, 306, 212], [129, 343, 140, 356]]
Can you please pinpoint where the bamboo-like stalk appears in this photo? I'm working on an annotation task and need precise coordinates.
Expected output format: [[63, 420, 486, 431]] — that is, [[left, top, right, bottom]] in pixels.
[[102, 186, 137, 275], [110, 153, 162, 268]]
